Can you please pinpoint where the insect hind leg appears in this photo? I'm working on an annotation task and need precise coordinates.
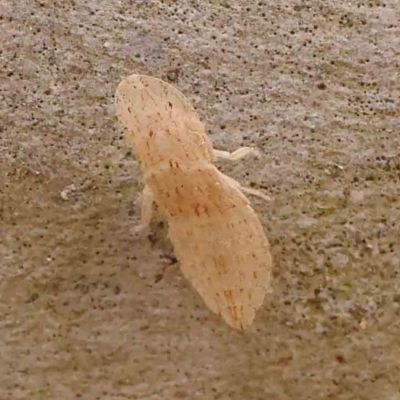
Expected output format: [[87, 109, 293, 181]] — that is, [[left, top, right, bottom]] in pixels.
[[131, 185, 155, 235], [215, 147, 271, 202], [239, 186, 272, 202], [221, 173, 272, 202]]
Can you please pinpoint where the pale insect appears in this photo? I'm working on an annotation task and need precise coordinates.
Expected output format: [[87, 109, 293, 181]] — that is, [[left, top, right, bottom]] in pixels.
[[115, 74, 273, 330]]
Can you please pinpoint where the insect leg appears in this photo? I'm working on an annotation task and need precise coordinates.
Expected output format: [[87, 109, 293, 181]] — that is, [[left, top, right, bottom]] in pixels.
[[214, 147, 261, 161], [221, 173, 272, 202], [132, 185, 155, 235], [238, 186, 272, 202]]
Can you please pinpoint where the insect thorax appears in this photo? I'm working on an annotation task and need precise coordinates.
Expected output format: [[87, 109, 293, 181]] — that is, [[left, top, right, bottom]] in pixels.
[[144, 161, 249, 221], [127, 124, 214, 172]]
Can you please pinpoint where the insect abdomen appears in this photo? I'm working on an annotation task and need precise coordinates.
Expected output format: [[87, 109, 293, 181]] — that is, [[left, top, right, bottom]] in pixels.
[[167, 200, 272, 329], [145, 161, 272, 329]]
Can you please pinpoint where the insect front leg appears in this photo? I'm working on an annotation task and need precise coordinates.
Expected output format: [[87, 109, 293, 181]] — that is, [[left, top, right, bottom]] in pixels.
[[131, 184, 155, 235], [214, 147, 261, 161]]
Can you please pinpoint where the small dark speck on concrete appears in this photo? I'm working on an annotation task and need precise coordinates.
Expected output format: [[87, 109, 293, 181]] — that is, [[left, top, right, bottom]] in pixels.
[[336, 355, 346, 363], [27, 293, 39, 303]]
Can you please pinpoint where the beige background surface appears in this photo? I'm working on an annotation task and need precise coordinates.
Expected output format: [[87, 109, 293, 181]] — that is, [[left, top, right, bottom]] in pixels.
[[1, 1, 400, 399]]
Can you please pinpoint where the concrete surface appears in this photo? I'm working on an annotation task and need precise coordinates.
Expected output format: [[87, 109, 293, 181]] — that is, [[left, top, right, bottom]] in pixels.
[[1, 0, 400, 399]]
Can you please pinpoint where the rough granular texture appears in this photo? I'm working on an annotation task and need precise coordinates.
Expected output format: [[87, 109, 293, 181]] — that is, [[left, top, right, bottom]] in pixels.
[[1, 1, 400, 399]]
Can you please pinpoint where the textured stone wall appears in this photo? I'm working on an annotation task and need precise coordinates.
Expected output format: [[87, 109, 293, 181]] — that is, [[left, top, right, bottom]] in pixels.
[[1, 1, 399, 399]]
